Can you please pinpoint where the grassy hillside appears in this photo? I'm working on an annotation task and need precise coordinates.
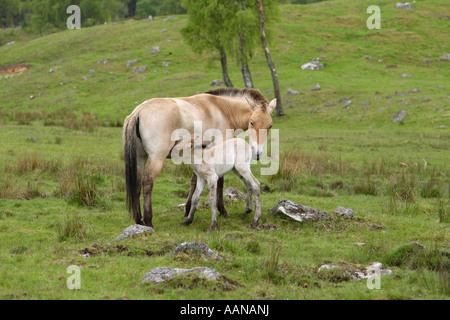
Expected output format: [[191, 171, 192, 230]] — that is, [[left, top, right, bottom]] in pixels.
[[0, 0, 448, 300]]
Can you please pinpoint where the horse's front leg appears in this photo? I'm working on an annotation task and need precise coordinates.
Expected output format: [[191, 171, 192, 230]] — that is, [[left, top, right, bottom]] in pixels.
[[217, 176, 230, 218], [184, 172, 197, 217]]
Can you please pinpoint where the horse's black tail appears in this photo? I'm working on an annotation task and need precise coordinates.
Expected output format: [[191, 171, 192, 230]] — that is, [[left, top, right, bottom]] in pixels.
[[123, 114, 140, 219]]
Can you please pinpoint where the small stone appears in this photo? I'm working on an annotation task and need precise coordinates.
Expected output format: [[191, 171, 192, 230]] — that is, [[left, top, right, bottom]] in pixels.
[[287, 88, 300, 95], [224, 187, 246, 201], [301, 58, 324, 71], [395, 2, 413, 10], [171, 242, 223, 260], [160, 28, 168, 34], [335, 206, 354, 218], [116, 224, 154, 240], [269, 198, 329, 223], [98, 59, 108, 65], [344, 100, 352, 109], [393, 109, 408, 123], [149, 46, 160, 53], [311, 83, 321, 91], [401, 73, 412, 78], [440, 53, 450, 61], [126, 59, 138, 67], [364, 55, 375, 61], [141, 267, 220, 283], [132, 66, 147, 74], [210, 79, 225, 86], [161, 61, 171, 67]]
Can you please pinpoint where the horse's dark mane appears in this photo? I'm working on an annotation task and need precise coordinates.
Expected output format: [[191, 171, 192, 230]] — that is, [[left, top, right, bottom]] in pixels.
[[205, 88, 269, 110]]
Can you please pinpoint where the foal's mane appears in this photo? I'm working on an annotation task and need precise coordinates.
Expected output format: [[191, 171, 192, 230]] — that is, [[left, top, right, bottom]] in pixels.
[[205, 88, 269, 111]]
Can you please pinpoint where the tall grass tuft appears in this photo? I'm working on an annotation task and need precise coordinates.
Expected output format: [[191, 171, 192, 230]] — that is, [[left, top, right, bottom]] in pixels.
[[57, 215, 93, 242], [58, 158, 103, 207], [261, 246, 282, 284]]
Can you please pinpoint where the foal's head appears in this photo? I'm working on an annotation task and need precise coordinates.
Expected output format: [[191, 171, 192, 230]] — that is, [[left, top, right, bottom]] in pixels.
[[246, 98, 276, 161]]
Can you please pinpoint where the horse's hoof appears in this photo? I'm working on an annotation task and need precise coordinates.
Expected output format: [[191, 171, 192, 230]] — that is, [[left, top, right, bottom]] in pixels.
[[219, 210, 231, 218], [250, 220, 259, 228], [180, 220, 192, 226], [241, 209, 252, 219]]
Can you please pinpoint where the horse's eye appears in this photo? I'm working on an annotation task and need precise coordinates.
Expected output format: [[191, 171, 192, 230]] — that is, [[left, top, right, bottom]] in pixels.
[[250, 122, 254, 127]]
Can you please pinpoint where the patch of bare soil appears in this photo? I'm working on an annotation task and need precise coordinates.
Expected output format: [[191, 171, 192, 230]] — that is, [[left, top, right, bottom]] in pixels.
[[0, 63, 30, 77]]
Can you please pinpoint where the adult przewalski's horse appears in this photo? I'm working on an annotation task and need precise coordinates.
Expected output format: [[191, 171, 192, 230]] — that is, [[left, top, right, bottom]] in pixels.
[[123, 88, 276, 228]]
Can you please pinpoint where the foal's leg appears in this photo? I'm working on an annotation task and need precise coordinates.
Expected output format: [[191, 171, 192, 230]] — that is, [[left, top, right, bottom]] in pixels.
[[249, 174, 261, 227], [241, 181, 253, 219], [181, 176, 206, 226], [208, 175, 219, 232], [184, 173, 197, 217], [217, 177, 230, 218], [235, 166, 261, 227], [142, 158, 164, 228]]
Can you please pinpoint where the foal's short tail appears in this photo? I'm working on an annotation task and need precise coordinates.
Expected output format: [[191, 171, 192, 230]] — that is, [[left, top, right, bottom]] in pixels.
[[123, 113, 140, 216]]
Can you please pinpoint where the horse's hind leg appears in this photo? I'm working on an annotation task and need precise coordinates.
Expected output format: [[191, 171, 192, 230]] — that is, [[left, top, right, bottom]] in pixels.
[[142, 158, 164, 228], [184, 172, 197, 217], [133, 152, 147, 225], [217, 177, 230, 218]]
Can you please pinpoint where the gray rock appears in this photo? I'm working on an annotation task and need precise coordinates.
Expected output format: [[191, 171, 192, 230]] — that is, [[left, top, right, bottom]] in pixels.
[[401, 73, 412, 78], [162, 16, 177, 21], [395, 2, 413, 10], [287, 88, 300, 95], [423, 58, 433, 64], [301, 58, 324, 71], [4, 41, 15, 47], [269, 198, 329, 223], [364, 55, 375, 61], [126, 59, 138, 67], [149, 46, 160, 53], [408, 88, 421, 93], [160, 28, 168, 34], [171, 242, 223, 260], [132, 66, 147, 74], [116, 224, 154, 240], [161, 61, 171, 67], [441, 53, 450, 61], [88, 69, 95, 74], [311, 83, 321, 91], [98, 59, 108, 65], [394, 109, 408, 123], [141, 267, 220, 283], [335, 206, 354, 218], [317, 262, 392, 280], [148, 15, 153, 22], [210, 79, 225, 86], [224, 187, 245, 201], [344, 100, 352, 109], [363, 100, 371, 108]]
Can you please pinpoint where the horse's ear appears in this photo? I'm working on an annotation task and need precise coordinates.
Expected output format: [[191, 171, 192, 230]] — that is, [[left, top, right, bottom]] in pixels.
[[267, 99, 277, 115], [245, 97, 258, 111]]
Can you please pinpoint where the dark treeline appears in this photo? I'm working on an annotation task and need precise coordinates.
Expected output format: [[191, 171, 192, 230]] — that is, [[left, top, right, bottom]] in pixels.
[[0, 0, 325, 34], [0, 0, 187, 33]]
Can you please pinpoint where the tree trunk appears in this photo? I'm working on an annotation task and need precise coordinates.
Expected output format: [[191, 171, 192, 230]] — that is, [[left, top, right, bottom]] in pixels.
[[240, 60, 254, 88], [256, 0, 285, 116], [220, 48, 234, 88], [238, 0, 254, 88], [127, 0, 137, 18]]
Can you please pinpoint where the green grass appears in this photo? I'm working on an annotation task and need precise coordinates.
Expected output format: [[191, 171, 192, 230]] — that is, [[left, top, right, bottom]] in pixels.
[[0, 0, 449, 300]]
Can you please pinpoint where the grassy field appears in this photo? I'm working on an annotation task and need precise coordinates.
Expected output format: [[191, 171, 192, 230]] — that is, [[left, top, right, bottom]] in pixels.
[[0, 0, 449, 300]]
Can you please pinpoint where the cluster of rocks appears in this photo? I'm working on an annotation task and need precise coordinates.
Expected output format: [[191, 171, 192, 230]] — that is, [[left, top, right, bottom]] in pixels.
[[301, 58, 324, 71]]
